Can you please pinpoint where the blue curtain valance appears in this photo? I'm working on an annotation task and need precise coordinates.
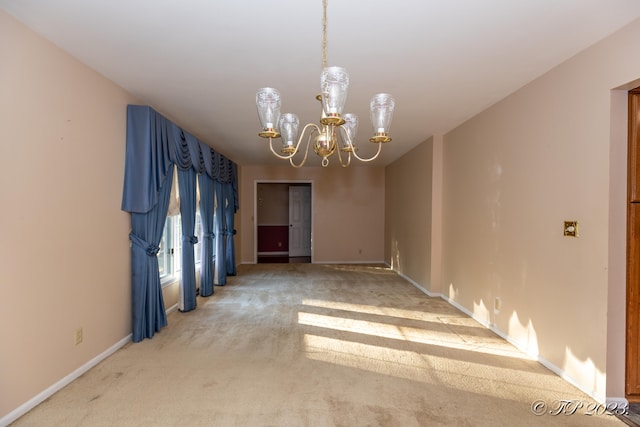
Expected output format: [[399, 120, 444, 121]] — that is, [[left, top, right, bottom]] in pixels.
[[121, 106, 173, 214], [121, 105, 238, 214], [176, 130, 205, 174]]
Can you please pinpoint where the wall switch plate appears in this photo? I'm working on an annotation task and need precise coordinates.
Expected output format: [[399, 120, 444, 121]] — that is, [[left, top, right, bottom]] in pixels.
[[564, 221, 578, 237]]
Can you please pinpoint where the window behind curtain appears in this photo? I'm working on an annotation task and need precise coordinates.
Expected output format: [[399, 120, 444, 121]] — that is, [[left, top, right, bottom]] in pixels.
[[158, 211, 204, 286]]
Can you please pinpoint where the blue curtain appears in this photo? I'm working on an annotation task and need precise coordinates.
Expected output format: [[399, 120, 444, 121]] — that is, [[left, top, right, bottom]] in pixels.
[[177, 168, 198, 312], [198, 174, 216, 297], [129, 168, 173, 342], [122, 105, 239, 341], [122, 106, 173, 342], [214, 180, 227, 285], [172, 128, 203, 312], [223, 181, 237, 276]]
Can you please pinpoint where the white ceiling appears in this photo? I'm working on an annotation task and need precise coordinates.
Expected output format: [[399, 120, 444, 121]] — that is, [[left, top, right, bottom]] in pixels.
[[3, 0, 640, 167]]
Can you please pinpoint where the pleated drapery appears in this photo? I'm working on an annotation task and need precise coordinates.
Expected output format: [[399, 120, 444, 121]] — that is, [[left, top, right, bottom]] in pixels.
[[224, 181, 237, 276], [213, 181, 227, 285], [121, 105, 238, 342], [174, 128, 200, 313], [177, 168, 198, 312], [129, 167, 173, 342], [198, 174, 216, 297]]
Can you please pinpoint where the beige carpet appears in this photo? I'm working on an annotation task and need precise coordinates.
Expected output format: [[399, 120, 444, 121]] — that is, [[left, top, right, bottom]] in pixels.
[[12, 264, 627, 426]]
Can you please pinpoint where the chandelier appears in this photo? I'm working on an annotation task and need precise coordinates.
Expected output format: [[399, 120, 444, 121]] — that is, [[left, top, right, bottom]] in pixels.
[[255, 0, 395, 168]]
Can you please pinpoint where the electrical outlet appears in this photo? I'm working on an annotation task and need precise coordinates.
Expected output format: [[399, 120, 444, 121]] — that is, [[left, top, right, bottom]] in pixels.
[[75, 328, 83, 345], [494, 297, 501, 314]]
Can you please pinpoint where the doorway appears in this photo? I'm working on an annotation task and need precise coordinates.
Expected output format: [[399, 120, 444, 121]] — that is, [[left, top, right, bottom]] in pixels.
[[256, 182, 312, 263], [627, 87, 640, 402]]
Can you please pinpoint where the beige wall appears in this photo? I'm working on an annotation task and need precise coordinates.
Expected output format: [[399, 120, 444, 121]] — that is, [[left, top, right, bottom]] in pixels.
[[257, 183, 290, 225], [385, 17, 640, 402], [0, 10, 138, 419], [240, 166, 385, 263], [385, 138, 433, 288]]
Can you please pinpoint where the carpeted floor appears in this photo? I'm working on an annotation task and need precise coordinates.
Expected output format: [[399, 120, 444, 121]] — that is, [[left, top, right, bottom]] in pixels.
[[11, 264, 627, 426]]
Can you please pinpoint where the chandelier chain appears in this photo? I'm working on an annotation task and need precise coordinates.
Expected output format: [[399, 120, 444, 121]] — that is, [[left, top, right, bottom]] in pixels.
[[322, 0, 328, 68]]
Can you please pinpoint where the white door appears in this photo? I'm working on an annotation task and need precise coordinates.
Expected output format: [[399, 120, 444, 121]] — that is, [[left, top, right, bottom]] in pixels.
[[288, 185, 311, 257]]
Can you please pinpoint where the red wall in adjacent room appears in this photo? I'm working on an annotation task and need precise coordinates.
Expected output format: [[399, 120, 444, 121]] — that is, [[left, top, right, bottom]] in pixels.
[[257, 225, 289, 252]]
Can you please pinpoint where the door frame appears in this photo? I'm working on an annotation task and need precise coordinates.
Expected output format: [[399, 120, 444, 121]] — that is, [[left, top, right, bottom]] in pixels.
[[627, 88, 640, 401], [605, 82, 640, 407], [254, 180, 313, 264]]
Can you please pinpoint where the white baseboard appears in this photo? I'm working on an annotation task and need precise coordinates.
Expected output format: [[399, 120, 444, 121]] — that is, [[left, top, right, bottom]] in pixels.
[[240, 260, 385, 265], [605, 396, 630, 412], [0, 334, 131, 427], [606, 396, 630, 405], [166, 303, 179, 314], [318, 260, 386, 265], [395, 270, 443, 298]]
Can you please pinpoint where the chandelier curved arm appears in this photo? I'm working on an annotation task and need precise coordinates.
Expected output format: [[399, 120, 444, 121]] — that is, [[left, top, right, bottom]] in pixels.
[[268, 138, 295, 160], [289, 130, 316, 168], [336, 145, 351, 167], [267, 123, 321, 161], [340, 131, 384, 163], [350, 140, 383, 162]]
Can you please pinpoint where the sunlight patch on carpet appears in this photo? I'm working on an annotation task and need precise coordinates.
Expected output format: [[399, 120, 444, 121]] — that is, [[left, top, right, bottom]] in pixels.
[[298, 311, 529, 360], [303, 334, 551, 401]]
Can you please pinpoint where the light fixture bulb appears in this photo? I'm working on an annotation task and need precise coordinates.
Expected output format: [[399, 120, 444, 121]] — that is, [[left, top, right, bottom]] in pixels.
[[369, 93, 395, 143], [320, 67, 349, 125], [256, 88, 281, 138], [340, 113, 358, 152], [278, 113, 300, 154]]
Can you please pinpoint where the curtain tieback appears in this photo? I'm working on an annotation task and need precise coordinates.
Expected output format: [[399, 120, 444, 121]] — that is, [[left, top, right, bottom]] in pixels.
[[203, 232, 214, 240], [183, 235, 199, 245], [129, 233, 160, 256], [232, 229, 237, 235]]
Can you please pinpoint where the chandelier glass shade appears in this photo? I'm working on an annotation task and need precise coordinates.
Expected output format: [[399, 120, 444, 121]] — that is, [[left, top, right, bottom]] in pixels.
[[255, 0, 395, 168]]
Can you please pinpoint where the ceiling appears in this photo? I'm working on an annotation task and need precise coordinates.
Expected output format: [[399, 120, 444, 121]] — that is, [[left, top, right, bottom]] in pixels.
[[3, 1, 640, 167]]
